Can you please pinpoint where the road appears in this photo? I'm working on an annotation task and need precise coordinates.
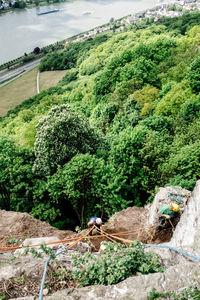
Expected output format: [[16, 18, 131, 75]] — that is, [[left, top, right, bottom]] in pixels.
[[0, 59, 41, 86]]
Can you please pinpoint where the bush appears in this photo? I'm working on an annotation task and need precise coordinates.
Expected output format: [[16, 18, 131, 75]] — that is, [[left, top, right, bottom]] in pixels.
[[71, 241, 163, 286], [147, 285, 200, 300], [58, 69, 78, 86], [33, 47, 40, 55]]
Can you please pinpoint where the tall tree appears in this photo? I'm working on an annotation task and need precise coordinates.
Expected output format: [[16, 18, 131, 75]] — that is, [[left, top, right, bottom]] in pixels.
[[33, 104, 106, 176]]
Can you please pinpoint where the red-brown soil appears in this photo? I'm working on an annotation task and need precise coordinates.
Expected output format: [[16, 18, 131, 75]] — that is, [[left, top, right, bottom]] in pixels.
[[0, 208, 172, 250]]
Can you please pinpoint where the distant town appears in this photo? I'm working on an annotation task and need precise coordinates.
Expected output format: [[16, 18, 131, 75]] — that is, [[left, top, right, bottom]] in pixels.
[[65, 0, 200, 44], [0, 0, 200, 69]]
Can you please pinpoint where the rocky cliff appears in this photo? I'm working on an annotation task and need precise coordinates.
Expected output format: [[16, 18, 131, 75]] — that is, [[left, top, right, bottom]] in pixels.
[[1, 181, 200, 300], [170, 180, 200, 250]]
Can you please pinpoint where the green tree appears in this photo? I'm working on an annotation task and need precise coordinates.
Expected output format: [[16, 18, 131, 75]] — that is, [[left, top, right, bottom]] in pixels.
[[131, 85, 159, 117], [120, 57, 159, 87], [47, 154, 108, 228], [178, 96, 200, 123], [187, 56, 200, 93], [33, 104, 105, 176], [108, 126, 149, 206], [0, 135, 36, 212], [154, 80, 192, 117], [160, 140, 200, 190]]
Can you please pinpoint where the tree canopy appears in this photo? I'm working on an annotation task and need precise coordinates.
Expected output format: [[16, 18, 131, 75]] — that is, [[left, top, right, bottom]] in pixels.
[[33, 104, 105, 176]]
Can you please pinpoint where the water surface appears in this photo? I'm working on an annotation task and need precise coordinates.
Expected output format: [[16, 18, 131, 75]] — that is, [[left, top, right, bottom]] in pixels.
[[0, 0, 167, 64]]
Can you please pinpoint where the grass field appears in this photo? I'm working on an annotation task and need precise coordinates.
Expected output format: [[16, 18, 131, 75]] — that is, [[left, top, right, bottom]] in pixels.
[[0, 69, 66, 117], [39, 70, 66, 92], [0, 68, 38, 117]]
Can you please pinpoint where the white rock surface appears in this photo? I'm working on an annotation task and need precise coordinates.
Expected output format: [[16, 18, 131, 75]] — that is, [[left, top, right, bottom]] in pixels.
[[170, 180, 200, 250], [14, 236, 61, 255]]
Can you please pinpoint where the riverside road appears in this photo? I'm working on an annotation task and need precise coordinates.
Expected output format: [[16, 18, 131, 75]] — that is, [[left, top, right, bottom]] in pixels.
[[0, 59, 41, 87]]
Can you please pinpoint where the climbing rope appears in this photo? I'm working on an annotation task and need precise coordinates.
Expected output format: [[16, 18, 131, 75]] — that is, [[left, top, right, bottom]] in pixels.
[[39, 226, 93, 300], [144, 243, 200, 262], [39, 248, 67, 300], [37, 226, 200, 298], [94, 225, 117, 243], [0, 230, 140, 252]]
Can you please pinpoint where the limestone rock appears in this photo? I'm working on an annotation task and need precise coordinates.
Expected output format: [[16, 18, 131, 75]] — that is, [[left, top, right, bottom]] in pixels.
[[14, 236, 61, 255], [148, 186, 191, 225], [170, 180, 200, 250], [0, 255, 46, 281], [65, 241, 91, 252], [37, 262, 200, 300]]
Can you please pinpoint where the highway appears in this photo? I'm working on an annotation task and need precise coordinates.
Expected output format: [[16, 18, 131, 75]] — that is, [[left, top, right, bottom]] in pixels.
[[0, 59, 41, 86]]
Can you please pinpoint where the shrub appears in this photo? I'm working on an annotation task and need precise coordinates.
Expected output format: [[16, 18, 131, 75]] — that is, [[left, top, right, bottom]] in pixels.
[[58, 69, 78, 86], [71, 241, 163, 286]]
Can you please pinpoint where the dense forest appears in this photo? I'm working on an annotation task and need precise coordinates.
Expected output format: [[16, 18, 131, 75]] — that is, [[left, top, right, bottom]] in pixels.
[[0, 12, 200, 230]]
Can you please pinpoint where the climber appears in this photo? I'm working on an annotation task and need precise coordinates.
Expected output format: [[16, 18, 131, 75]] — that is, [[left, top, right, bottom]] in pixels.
[[157, 203, 182, 231], [88, 216, 103, 235]]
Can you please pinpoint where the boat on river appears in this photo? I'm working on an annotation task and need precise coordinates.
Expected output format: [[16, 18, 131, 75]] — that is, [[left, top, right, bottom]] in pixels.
[[82, 11, 92, 15], [37, 9, 59, 16]]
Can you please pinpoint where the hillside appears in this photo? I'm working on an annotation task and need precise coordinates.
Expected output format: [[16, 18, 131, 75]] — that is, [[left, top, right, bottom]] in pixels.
[[0, 11, 200, 233]]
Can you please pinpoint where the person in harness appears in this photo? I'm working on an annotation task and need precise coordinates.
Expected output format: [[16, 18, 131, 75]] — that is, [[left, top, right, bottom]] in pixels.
[[157, 203, 182, 231], [88, 216, 102, 235]]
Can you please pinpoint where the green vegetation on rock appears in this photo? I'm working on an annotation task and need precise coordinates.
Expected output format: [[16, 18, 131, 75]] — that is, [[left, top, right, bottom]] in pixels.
[[71, 241, 163, 286]]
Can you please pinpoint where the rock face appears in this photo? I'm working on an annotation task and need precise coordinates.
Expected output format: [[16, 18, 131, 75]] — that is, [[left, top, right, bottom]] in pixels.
[[3, 182, 200, 300], [41, 262, 200, 300], [170, 180, 200, 250], [148, 186, 191, 225]]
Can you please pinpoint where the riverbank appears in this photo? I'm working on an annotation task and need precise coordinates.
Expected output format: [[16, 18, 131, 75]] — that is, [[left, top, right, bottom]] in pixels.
[[0, 0, 161, 64], [1, 0, 199, 69], [0, 0, 70, 14]]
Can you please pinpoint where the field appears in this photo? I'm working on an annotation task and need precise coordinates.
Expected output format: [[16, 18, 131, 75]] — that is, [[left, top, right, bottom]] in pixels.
[[0, 68, 38, 117], [0, 69, 66, 117], [39, 70, 66, 92]]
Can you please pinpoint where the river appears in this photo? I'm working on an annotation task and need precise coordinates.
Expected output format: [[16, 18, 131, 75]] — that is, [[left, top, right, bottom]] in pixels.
[[0, 0, 169, 64]]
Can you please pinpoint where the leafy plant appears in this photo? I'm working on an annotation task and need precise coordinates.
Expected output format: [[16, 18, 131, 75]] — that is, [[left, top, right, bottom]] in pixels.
[[147, 288, 170, 299], [23, 244, 56, 260], [8, 238, 21, 246], [71, 241, 163, 286], [147, 285, 200, 300]]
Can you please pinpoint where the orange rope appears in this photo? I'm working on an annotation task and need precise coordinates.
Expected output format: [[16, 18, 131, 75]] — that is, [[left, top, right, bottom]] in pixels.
[[66, 226, 95, 250], [94, 225, 118, 243], [0, 227, 137, 251]]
